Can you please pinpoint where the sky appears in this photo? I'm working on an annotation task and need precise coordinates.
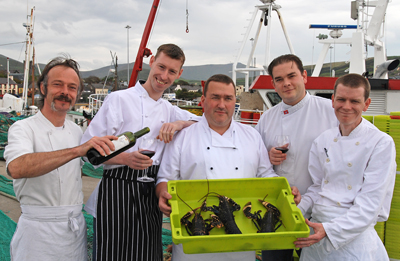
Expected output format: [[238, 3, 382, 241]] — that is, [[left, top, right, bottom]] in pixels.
[[1, 0, 399, 72]]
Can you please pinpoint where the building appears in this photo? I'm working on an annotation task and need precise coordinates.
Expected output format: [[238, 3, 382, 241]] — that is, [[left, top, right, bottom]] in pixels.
[[174, 85, 202, 93], [0, 77, 19, 96]]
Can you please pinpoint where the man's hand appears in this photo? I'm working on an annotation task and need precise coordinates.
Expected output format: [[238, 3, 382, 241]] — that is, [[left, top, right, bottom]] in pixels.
[[156, 182, 172, 216], [290, 186, 301, 205], [157, 122, 182, 143], [157, 120, 197, 143], [106, 150, 153, 170], [269, 147, 287, 165], [79, 135, 118, 157], [294, 219, 327, 248]]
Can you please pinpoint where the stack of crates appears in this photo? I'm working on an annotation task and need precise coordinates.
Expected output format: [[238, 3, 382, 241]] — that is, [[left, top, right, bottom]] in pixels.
[[384, 112, 400, 259]]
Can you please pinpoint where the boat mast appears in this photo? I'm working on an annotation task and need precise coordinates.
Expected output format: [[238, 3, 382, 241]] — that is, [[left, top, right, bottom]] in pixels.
[[22, 7, 34, 110], [6, 58, 10, 94]]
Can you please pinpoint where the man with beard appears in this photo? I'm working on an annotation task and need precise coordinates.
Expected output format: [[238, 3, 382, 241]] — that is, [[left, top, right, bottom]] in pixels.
[[5, 56, 115, 260]]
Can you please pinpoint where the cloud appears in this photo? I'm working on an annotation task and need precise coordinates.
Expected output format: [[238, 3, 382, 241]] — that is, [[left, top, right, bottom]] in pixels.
[[0, 0, 398, 73]]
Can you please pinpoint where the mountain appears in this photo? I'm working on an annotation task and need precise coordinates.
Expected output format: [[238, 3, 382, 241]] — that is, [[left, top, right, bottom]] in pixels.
[[79, 62, 249, 82], [0, 54, 250, 82], [1, 54, 399, 82]]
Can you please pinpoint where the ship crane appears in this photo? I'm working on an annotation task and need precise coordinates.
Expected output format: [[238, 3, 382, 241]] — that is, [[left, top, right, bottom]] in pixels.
[[311, 0, 398, 79], [232, 0, 295, 92]]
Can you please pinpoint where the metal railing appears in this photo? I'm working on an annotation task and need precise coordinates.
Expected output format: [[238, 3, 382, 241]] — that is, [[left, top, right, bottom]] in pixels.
[[88, 94, 108, 118]]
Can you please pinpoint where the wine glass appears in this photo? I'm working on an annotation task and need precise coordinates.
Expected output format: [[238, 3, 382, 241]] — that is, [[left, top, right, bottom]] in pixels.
[[274, 135, 290, 173], [137, 137, 158, 182]]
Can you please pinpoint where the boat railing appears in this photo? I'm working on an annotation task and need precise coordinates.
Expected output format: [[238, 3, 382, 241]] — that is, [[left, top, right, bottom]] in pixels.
[[234, 107, 264, 126], [88, 93, 108, 117], [167, 99, 195, 106]]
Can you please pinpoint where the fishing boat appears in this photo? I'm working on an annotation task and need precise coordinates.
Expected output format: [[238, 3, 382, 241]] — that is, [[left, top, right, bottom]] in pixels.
[[233, 0, 400, 117]]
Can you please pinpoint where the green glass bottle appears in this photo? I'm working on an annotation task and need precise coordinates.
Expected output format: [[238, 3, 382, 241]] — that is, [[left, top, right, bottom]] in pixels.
[[86, 127, 150, 165]]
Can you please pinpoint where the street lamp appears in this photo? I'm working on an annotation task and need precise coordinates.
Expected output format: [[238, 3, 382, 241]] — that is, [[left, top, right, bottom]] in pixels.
[[125, 25, 131, 85], [250, 38, 255, 83], [329, 45, 333, 77]]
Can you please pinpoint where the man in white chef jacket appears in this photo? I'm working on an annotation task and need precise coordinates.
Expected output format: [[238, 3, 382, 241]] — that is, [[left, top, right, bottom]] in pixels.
[[255, 54, 338, 261], [4, 57, 115, 260], [294, 73, 396, 260], [156, 74, 299, 260], [82, 44, 200, 261]]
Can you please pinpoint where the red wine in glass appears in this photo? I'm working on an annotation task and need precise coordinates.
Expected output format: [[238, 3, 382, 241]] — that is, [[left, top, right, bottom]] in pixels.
[[276, 147, 289, 153], [140, 150, 155, 158], [138, 137, 158, 182]]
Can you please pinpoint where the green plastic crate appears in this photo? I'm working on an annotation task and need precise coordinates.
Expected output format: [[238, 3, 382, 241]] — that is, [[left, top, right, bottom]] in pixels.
[[168, 177, 310, 254]]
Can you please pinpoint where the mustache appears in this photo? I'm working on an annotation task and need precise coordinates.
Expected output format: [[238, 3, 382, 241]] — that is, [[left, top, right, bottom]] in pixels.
[[54, 94, 72, 103]]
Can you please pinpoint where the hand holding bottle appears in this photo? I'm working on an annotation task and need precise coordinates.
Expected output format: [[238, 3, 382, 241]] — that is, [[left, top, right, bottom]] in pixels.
[[86, 127, 150, 165], [79, 135, 118, 158]]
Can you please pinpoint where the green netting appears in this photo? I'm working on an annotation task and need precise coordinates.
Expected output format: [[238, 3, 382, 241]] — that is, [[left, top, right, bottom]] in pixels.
[[82, 205, 94, 261], [82, 162, 103, 179], [0, 176, 15, 198], [0, 210, 16, 261]]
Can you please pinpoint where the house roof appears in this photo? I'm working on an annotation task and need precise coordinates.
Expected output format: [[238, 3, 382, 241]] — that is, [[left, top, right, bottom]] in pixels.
[[0, 78, 17, 85]]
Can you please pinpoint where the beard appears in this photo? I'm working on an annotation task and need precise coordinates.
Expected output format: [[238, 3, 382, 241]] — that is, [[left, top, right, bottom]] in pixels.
[[50, 94, 74, 112]]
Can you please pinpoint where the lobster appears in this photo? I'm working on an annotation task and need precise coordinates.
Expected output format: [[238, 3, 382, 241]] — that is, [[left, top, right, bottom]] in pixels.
[[200, 192, 242, 234], [179, 194, 223, 236], [243, 195, 283, 233]]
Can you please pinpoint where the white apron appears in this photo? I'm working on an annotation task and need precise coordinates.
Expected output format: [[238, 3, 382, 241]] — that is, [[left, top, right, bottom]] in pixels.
[[10, 204, 87, 261], [300, 204, 389, 261]]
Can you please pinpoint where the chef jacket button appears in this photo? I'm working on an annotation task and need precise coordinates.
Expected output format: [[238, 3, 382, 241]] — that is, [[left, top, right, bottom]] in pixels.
[[355, 142, 360, 146], [235, 167, 238, 170], [210, 167, 213, 170], [347, 163, 352, 167], [334, 138, 338, 142], [145, 115, 148, 118], [326, 158, 330, 163], [324, 180, 328, 184], [337, 202, 341, 206], [207, 147, 210, 150], [347, 185, 352, 190]]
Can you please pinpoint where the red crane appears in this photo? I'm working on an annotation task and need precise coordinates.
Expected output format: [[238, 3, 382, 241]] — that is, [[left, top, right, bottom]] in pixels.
[[128, 0, 161, 87]]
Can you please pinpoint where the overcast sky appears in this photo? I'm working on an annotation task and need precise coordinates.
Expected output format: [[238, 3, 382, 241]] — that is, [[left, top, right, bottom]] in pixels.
[[1, 0, 399, 72]]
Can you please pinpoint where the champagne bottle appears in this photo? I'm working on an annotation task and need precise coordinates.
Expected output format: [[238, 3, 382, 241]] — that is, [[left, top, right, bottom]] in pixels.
[[86, 127, 150, 165]]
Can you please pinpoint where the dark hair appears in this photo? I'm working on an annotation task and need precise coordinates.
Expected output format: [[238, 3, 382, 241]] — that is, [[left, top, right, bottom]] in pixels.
[[334, 73, 370, 100], [36, 55, 83, 109], [203, 74, 236, 96], [268, 54, 305, 78], [154, 43, 185, 68]]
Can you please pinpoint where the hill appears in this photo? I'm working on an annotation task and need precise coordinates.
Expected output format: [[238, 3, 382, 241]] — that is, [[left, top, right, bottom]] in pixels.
[[1, 54, 399, 83]]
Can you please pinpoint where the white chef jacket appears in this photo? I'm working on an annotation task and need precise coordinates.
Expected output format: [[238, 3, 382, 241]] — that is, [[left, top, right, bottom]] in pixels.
[[157, 116, 278, 261], [298, 118, 396, 260], [4, 110, 87, 260], [255, 93, 338, 197], [82, 81, 201, 216], [5, 110, 84, 206]]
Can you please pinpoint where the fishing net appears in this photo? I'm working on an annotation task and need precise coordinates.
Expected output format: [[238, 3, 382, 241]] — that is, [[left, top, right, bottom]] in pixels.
[[82, 162, 103, 179], [0, 176, 15, 198], [0, 210, 16, 261]]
